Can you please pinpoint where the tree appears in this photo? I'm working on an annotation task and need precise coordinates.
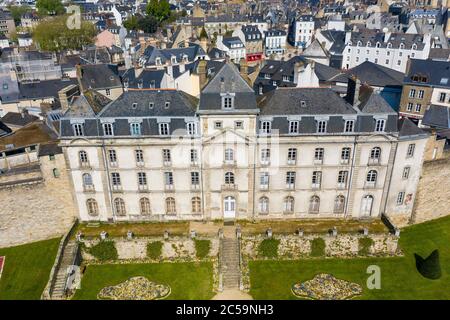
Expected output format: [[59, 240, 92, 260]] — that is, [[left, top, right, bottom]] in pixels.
[[32, 15, 96, 51], [137, 15, 159, 34], [36, 0, 65, 16], [146, 0, 170, 23], [199, 27, 208, 39], [7, 5, 32, 25], [123, 16, 139, 31]]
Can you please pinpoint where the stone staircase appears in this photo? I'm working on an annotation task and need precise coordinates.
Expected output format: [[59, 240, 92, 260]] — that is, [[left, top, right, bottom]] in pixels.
[[50, 240, 78, 299], [219, 237, 240, 290]]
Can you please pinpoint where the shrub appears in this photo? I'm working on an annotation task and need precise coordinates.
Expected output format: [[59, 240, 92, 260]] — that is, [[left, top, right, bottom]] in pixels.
[[310, 238, 326, 257], [87, 241, 118, 261], [195, 239, 211, 259], [358, 237, 374, 256], [147, 241, 163, 260], [258, 238, 280, 258], [415, 249, 441, 280]]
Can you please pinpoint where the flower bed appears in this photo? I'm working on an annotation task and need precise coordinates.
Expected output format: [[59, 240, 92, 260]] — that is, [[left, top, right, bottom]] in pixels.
[[98, 276, 170, 300]]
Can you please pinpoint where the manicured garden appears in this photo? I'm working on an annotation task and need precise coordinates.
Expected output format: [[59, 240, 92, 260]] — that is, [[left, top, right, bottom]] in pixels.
[[72, 262, 214, 300], [249, 215, 450, 299], [0, 238, 60, 300]]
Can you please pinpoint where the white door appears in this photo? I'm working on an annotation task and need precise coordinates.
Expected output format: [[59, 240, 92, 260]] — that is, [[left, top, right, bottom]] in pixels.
[[361, 195, 374, 217], [224, 196, 236, 219]]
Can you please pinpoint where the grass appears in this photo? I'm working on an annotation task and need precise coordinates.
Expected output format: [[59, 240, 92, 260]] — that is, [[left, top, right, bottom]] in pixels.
[[75, 221, 189, 239], [73, 262, 214, 300], [249, 215, 450, 299], [239, 219, 388, 235], [0, 238, 60, 300], [258, 238, 279, 258], [147, 241, 163, 259], [86, 241, 118, 261], [194, 240, 211, 259], [358, 237, 374, 256], [310, 238, 325, 257]]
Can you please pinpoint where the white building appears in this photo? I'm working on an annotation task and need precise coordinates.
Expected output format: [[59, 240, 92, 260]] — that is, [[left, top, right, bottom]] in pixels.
[[216, 35, 246, 63], [264, 30, 287, 56], [289, 15, 315, 48]]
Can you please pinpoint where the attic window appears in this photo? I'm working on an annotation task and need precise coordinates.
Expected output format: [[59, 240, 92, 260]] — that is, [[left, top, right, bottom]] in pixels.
[[165, 101, 170, 109], [300, 100, 306, 107], [171, 56, 177, 64], [132, 103, 137, 109], [149, 102, 154, 109], [109, 76, 114, 80], [440, 78, 449, 85]]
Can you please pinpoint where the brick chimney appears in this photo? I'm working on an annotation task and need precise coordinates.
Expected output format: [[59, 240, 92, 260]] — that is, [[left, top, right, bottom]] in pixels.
[[197, 59, 207, 89]]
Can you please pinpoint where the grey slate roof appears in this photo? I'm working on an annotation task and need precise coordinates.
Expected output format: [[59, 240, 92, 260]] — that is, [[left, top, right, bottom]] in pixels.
[[79, 64, 122, 90], [422, 105, 450, 129], [404, 59, 450, 88], [142, 44, 206, 66], [19, 79, 77, 100], [398, 118, 428, 137], [346, 61, 404, 87], [349, 31, 425, 50], [0, 112, 38, 127], [356, 86, 396, 114]]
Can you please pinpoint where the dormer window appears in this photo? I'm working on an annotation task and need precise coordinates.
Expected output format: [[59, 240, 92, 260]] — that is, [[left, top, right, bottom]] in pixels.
[[221, 94, 234, 109], [260, 120, 272, 134], [289, 121, 299, 134], [171, 56, 177, 64], [165, 101, 170, 109], [149, 102, 154, 109], [159, 122, 170, 136], [130, 122, 141, 136], [344, 120, 355, 133], [375, 118, 386, 132], [132, 103, 137, 109], [399, 43, 405, 49], [300, 100, 306, 108], [73, 123, 84, 136], [155, 57, 162, 65], [412, 44, 417, 50], [316, 120, 327, 133], [186, 122, 197, 136], [387, 43, 392, 48], [103, 123, 114, 136]]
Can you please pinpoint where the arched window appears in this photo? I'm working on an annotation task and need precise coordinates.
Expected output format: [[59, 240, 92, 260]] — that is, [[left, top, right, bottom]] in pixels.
[[309, 196, 320, 213], [367, 170, 377, 182], [284, 196, 294, 213], [114, 198, 126, 216], [225, 172, 234, 184], [224, 148, 234, 162], [86, 198, 98, 216], [370, 147, 381, 163], [258, 196, 269, 214], [334, 195, 345, 213], [140, 197, 151, 215], [192, 197, 201, 213], [166, 197, 176, 214], [82, 173, 93, 186], [399, 43, 404, 49], [79, 151, 88, 166]]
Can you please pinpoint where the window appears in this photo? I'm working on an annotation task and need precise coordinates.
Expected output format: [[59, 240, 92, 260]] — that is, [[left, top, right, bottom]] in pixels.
[[415, 104, 421, 112], [86, 199, 98, 216], [111, 172, 121, 189], [309, 196, 320, 213], [439, 92, 446, 102], [52, 168, 60, 178], [162, 149, 171, 165], [289, 121, 299, 134], [407, 144, 415, 157], [337, 170, 348, 188], [191, 171, 200, 186], [418, 90, 424, 99], [314, 148, 324, 162], [258, 197, 269, 214], [103, 123, 114, 136], [286, 171, 296, 189], [159, 123, 170, 136], [79, 151, 89, 166], [260, 172, 269, 189], [407, 102, 413, 111], [409, 89, 416, 98], [135, 149, 144, 164], [190, 149, 198, 164], [140, 197, 151, 215], [137, 172, 147, 188], [164, 172, 174, 188], [224, 148, 234, 162], [114, 198, 126, 216], [334, 195, 345, 213], [385, 59, 389, 65], [108, 150, 117, 166], [166, 197, 176, 214], [149, 102, 154, 109], [187, 122, 197, 136], [235, 121, 243, 129], [397, 192, 405, 205], [260, 121, 272, 134], [317, 120, 327, 133], [370, 147, 381, 163], [73, 123, 84, 136], [261, 148, 270, 165], [366, 170, 377, 187], [130, 123, 141, 136], [343, 119, 355, 133], [287, 148, 297, 164], [192, 197, 201, 213], [402, 167, 410, 179], [222, 96, 234, 109], [341, 147, 351, 164], [225, 172, 234, 184], [105, 88, 111, 96], [312, 171, 322, 188], [82, 173, 93, 188], [284, 196, 294, 213], [375, 119, 385, 132], [214, 121, 223, 129]]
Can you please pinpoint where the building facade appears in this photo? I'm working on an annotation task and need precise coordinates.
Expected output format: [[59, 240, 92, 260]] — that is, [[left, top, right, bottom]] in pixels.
[[60, 63, 428, 224]]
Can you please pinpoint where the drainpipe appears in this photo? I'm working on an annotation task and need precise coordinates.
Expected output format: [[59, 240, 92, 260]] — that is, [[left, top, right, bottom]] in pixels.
[[344, 135, 358, 219], [252, 128, 257, 221]]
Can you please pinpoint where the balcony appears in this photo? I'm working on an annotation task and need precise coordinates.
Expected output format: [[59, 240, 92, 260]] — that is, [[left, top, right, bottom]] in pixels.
[[311, 183, 321, 190], [260, 160, 270, 166], [287, 159, 296, 165], [286, 183, 295, 190], [165, 184, 174, 191], [260, 184, 269, 190], [368, 158, 380, 166], [80, 162, 91, 169], [112, 185, 122, 192], [83, 184, 95, 192], [364, 181, 376, 189], [109, 161, 118, 168], [138, 184, 148, 192], [337, 183, 347, 190], [190, 161, 199, 167], [191, 184, 200, 191], [313, 159, 323, 165], [221, 183, 237, 191], [340, 159, 350, 165], [163, 161, 172, 167], [136, 161, 145, 167]]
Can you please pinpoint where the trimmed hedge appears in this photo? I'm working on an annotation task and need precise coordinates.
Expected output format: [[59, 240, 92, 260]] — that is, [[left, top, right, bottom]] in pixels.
[[310, 238, 326, 257], [195, 239, 211, 259], [358, 237, 374, 256], [415, 249, 441, 280], [147, 241, 163, 260], [258, 238, 280, 258], [87, 241, 118, 261]]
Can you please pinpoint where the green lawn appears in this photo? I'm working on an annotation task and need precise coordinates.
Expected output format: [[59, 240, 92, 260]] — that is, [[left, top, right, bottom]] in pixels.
[[249, 216, 450, 300], [0, 238, 60, 300], [73, 262, 214, 300]]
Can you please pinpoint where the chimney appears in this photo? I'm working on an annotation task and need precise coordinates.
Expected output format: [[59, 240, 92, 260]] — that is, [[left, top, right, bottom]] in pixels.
[[345, 76, 361, 106], [20, 108, 28, 118], [58, 84, 80, 114], [239, 58, 248, 78], [197, 59, 207, 89]]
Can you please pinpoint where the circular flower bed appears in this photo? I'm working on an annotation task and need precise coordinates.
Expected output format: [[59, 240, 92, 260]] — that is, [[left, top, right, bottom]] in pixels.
[[98, 276, 170, 300], [292, 273, 362, 300]]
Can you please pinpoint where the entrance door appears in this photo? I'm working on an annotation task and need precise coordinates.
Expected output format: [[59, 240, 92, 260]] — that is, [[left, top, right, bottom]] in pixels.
[[224, 196, 236, 219], [361, 195, 374, 217]]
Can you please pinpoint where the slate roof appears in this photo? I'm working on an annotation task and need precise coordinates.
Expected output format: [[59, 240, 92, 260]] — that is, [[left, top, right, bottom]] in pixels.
[[356, 86, 396, 114], [398, 118, 428, 137], [422, 105, 450, 129], [79, 64, 122, 90], [0, 121, 57, 152], [222, 37, 244, 49], [0, 121, 12, 137], [122, 69, 166, 89], [38, 142, 63, 156], [346, 61, 404, 87], [404, 59, 450, 88], [319, 30, 346, 55], [241, 25, 262, 41], [142, 44, 205, 66], [19, 79, 77, 100], [199, 62, 257, 113], [349, 31, 425, 50], [0, 112, 39, 127]]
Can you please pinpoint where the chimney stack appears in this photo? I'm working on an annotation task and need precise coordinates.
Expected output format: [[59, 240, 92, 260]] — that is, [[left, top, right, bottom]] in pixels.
[[345, 76, 361, 106], [239, 58, 248, 78], [58, 84, 80, 114], [197, 59, 207, 89]]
